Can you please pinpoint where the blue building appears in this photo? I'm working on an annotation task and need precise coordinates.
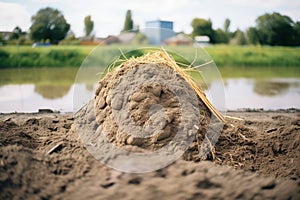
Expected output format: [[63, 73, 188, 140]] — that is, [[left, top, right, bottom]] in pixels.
[[144, 20, 174, 45]]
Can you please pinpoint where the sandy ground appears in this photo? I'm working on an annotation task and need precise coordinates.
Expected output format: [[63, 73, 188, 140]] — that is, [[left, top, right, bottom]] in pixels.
[[0, 109, 299, 200]]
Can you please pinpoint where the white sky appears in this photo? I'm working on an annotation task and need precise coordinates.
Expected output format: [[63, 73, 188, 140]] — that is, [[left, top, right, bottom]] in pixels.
[[1, 0, 300, 37]]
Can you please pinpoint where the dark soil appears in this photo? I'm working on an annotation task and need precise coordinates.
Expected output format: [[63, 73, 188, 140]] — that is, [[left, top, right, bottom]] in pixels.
[[0, 110, 299, 199]]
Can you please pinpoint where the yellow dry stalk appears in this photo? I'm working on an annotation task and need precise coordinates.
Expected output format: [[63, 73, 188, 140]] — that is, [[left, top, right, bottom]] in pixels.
[[114, 50, 225, 122]]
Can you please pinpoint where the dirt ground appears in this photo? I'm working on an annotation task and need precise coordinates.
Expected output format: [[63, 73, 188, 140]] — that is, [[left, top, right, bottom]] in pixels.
[[0, 109, 299, 200]]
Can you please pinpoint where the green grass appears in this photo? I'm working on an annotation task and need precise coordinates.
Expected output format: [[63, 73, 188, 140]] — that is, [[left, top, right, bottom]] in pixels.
[[1, 45, 300, 68], [0, 45, 93, 68], [205, 45, 300, 67]]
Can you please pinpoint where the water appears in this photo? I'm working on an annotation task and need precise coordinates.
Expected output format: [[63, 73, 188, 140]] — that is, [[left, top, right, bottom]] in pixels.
[[0, 67, 299, 113]]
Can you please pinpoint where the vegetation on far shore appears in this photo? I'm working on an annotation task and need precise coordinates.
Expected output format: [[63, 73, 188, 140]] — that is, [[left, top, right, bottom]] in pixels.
[[2, 8, 299, 68], [0, 45, 300, 68]]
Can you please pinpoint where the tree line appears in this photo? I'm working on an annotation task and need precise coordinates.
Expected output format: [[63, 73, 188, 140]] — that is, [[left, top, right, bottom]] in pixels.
[[0, 8, 135, 45], [1, 7, 299, 46], [191, 12, 300, 46]]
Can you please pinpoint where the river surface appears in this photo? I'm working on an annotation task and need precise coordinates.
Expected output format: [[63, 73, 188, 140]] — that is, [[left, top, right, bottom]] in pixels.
[[0, 67, 299, 113]]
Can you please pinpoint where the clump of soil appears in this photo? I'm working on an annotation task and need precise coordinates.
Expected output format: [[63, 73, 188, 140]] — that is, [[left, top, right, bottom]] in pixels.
[[94, 61, 211, 153]]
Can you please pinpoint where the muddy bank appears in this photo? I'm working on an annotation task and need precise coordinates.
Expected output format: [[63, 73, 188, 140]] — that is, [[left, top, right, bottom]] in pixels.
[[0, 110, 299, 199]]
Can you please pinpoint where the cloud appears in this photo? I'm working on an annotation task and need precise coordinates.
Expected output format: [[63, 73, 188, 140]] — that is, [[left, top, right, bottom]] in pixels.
[[0, 2, 31, 32]]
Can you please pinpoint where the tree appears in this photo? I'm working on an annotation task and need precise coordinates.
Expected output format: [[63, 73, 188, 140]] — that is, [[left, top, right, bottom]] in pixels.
[[292, 21, 300, 45], [223, 18, 231, 33], [9, 26, 27, 45], [0, 33, 5, 45], [246, 27, 260, 45], [214, 28, 229, 44], [255, 12, 297, 46], [191, 18, 214, 42], [30, 7, 70, 44], [10, 26, 23, 40], [122, 10, 133, 32], [84, 15, 94, 37], [230, 29, 247, 45], [293, 22, 300, 35]]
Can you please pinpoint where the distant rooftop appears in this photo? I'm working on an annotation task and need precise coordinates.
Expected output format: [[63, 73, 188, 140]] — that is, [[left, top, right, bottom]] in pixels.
[[145, 20, 173, 30]]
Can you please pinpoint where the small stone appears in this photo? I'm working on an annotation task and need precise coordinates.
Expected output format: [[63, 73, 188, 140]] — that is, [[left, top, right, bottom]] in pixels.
[[95, 83, 102, 95], [97, 97, 106, 109], [129, 101, 138, 110], [131, 92, 147, 102], [87, 112, 96, 122], [95, 111, 106, 124], [126, 136, 134, 145], [111, 95, 123, 110], [127, 136, 143, 146], [147, 85, 161, 97], [155, 126, 171, 141], [106, 94, 112, 105], [38, 109, 54, 113]]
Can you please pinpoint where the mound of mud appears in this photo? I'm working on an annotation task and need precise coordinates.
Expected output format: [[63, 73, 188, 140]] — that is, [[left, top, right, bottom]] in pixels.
[[72, 51, 227, 172], [94, 62, 211, 152]]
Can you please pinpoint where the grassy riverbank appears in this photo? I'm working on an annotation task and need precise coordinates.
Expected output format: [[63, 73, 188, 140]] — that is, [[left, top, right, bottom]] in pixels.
[[0, 45, 300, 68]]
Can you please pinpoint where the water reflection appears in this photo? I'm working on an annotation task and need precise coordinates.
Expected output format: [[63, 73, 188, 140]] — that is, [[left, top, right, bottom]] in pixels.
[[0, 67, 78, 99], [0, 67, 300, 112], [0, 84, 74, 113], [34, 84, 72, 99], [254, 80, 290, 96], [223, 78, 300, 110]]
